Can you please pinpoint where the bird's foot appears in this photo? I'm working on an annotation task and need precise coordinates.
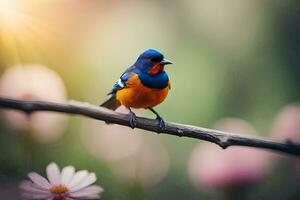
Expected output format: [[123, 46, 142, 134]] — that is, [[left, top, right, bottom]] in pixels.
[[148, 108, 166, 132], [129, 110, 137, 129], [156, 116, 166, 131]]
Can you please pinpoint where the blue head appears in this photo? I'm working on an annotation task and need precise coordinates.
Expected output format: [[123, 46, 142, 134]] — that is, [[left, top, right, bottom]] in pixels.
[[134, 49, 172, 75]]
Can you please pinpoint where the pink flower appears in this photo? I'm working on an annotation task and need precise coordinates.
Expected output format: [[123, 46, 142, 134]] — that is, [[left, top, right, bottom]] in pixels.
[[188, 118, 271, 191], [20, 163, 104, 200], [271, 104, 300, 143], [81, 107, 170, 188], [271, 104, 300, 177], [0, 64, 68, 143]]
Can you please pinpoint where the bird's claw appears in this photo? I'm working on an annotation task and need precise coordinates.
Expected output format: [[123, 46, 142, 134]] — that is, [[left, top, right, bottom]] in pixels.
[[129, 111, 137, 129], [157, 116, 166, 131]]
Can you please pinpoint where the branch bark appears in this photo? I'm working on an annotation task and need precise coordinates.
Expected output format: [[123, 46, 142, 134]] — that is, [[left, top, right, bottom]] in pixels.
[[0, 97, 299, 156]]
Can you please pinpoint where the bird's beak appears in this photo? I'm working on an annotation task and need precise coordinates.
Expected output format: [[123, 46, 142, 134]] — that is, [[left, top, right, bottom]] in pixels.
[[160, 59, 173, 65]]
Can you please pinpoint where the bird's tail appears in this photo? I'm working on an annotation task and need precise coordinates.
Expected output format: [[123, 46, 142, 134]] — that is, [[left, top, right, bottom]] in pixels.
[[100, 94, 121, 110]]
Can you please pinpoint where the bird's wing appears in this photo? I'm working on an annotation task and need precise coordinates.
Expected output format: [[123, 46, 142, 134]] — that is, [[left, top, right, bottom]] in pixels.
[[108, 67, 139, 95]]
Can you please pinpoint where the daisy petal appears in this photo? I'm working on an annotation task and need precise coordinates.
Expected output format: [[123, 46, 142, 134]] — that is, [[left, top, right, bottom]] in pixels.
[[68, 170, 88, 188], [61, 165, 75, 186], [46, 162, 61, 184], [21, 162, 104, 200], [70, 185, 104, 198], [19, 180, 49, 194], [27, 172, 51, 189], [70, 173, 97, 191]]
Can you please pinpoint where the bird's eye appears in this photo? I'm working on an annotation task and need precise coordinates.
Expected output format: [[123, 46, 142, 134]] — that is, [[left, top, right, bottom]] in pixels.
[[150, 57, 161, 63]]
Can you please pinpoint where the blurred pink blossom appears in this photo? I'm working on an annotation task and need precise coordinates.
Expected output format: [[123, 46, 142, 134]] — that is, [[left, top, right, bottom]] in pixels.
[[20, 162, 103, 200], [81, 107, 170, 188], [188, 118, 270, 191], [271, 104, 300, 178], [0, 64, 68, 143], [81, 106, 143, 162], [110, 135, 170, 188], [271, 104, 300, 143]]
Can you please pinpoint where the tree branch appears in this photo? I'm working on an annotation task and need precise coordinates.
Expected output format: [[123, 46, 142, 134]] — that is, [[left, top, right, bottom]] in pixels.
[[0, 97, 299, 156]]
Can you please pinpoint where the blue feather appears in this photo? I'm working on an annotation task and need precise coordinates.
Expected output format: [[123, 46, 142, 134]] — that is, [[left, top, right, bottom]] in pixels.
[[109, 49, 169, 93], [138, 72, 169, 89], [134, 49, 164, 73]]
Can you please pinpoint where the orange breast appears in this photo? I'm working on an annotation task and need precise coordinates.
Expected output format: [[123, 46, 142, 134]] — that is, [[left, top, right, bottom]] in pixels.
[[116, 75, 170, 109]]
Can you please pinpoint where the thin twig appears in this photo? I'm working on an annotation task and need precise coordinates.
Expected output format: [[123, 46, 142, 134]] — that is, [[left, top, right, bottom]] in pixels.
[[0, 97, 299, 156]]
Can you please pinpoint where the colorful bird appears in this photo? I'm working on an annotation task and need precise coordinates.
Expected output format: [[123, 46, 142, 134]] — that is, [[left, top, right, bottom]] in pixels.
[[100, 49, 173, 130]]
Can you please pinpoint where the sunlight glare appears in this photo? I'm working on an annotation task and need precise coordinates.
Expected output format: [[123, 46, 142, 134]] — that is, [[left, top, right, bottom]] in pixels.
[[0, 0, 22, 29], [0, 0, 62, 66]]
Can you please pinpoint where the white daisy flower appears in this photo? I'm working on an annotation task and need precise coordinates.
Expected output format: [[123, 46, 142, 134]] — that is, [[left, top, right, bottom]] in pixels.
[[19, 162, 104, 200]]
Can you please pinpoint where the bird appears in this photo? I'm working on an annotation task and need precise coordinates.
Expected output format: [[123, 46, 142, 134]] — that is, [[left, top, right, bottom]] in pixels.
[[100, 49, 173, 130]]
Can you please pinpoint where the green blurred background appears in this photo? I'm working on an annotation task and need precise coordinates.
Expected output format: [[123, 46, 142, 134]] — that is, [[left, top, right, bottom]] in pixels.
[[0, 0, 300, 199]]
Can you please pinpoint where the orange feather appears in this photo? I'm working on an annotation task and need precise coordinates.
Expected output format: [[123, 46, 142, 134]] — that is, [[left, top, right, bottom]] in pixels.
[[116, 75, 170, 109]]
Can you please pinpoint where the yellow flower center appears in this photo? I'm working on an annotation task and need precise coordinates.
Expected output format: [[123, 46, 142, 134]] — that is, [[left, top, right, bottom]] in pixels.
[[50, 184, 69, 195]]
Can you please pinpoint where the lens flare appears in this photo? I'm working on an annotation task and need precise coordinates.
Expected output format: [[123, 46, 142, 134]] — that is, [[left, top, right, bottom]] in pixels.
[[0, 0, 64, 66], [0, 0, 22, 29]]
